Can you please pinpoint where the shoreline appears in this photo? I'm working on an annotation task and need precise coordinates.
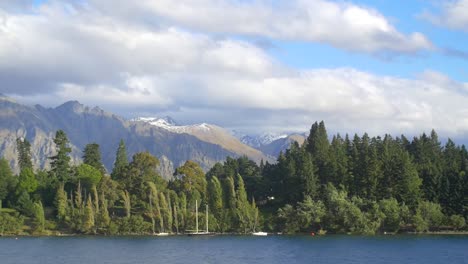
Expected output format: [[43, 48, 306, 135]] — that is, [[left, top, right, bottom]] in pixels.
[[2, 231, 468, 238]]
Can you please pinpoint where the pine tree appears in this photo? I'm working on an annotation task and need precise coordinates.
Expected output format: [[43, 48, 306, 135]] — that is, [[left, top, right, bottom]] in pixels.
[[305, 121, 331, 185], [111, 139, 128, 180], [50, 130, 72, 183], [16, 137, 33, 171], [0, 158, 14, 208], [83, 143, 106, 176]]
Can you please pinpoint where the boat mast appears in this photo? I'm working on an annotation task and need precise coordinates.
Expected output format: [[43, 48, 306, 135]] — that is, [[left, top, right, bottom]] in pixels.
[[195, 200, 198, 234], [205, 204, 208, 233]]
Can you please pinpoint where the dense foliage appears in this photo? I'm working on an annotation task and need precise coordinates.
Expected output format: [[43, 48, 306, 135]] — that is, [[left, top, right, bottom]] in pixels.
[[0, 122, 467, 235]]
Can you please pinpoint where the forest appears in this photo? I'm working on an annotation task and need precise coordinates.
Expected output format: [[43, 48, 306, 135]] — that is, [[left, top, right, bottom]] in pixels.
[[0, 121, 467, 235]]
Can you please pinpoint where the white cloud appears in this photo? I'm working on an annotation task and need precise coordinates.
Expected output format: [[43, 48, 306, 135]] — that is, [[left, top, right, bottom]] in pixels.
[[91, 0, 432, 54], [421, 0, 468, 31], [1, 1, 467, 138]]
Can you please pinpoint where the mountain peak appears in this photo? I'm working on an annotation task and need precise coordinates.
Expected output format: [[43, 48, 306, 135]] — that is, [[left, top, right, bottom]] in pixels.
[[133, 116, 179, 127], [57, 100, 85, 112]]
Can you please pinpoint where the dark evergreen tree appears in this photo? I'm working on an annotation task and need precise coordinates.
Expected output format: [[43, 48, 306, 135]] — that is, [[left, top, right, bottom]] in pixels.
[[83, 143, 106, 175], [50, 130, 72, 183], [305, 121, 331, 185], [0, 158, 14, 208], [111, 139, 128, 180], [16, 138, 33, 171]]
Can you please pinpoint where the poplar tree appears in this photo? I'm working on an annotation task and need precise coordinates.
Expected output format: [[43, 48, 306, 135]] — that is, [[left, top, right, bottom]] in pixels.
[[55, 183, 68, 222], [236, 174, 250, 233], [83, 196, 95, 233], [32, 201, 45, 233], [208, 176, 223, 221]]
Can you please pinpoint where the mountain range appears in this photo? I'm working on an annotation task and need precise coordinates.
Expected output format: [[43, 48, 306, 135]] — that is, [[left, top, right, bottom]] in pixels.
[[0, 94, 305, 179]]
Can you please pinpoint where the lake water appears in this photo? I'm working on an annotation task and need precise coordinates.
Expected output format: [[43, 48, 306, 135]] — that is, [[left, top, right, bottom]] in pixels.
[[0, 235, 467, 264]]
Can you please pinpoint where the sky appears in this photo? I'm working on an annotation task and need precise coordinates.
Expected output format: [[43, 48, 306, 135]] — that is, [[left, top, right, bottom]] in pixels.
[[1, 0, 468, 138]]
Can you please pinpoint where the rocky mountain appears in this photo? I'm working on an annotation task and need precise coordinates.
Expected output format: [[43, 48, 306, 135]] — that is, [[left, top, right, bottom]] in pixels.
[[237, 133, 288, 149], [0, 96, 271, 179], [232, 131, 306, 157], [134, 117, 266, 163], [259, 134, 307, 157]]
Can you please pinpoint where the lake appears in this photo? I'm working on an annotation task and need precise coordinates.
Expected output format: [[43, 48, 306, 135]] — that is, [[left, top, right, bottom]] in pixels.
[[0, 235, 467, 264]]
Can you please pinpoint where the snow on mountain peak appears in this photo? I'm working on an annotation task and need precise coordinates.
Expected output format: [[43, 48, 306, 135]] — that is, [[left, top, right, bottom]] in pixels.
[[236, 132, 288, 148], [133, 117, 212, 133]]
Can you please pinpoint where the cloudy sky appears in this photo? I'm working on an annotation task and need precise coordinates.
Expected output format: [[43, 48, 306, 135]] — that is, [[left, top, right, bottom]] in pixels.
[[1, 0, 468, 138]]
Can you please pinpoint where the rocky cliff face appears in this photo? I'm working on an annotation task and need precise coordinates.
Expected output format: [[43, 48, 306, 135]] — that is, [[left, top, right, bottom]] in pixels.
[[0, 97, 265, 179]]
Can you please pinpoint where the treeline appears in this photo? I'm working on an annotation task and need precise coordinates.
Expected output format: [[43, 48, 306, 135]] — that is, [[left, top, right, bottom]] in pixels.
[[0, 132, 258, 235], [259, 121, 467, 234], [0, 121, 467, 235]]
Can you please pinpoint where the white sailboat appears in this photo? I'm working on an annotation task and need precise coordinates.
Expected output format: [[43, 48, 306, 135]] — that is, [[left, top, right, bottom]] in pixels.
[[188, 200, 213, 236]]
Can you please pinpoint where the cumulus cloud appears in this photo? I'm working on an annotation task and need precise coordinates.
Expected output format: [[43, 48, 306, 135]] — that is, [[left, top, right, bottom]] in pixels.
[[1, 1, 466, 138], [87, 0, 432, 55], [420, 0, 468, 31]]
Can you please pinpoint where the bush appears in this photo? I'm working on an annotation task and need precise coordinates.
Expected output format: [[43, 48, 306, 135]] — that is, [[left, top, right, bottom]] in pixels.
[[116, 215, 151, 234], [449, 215, 466, 230], [0, 212, 24, 235]]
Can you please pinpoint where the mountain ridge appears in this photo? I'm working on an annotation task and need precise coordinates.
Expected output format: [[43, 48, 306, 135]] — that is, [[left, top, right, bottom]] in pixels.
[[0, 98, 287, 179]]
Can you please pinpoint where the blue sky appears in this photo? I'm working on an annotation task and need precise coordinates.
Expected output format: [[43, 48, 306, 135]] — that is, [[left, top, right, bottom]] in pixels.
[[268, 1, 468, 81], [1, 0, 468, 137]]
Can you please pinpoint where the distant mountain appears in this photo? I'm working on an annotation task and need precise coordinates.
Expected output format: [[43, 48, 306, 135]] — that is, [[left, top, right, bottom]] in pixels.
[[259, 134, 307, 157], [238, 133, 288, 149], [0, 97, 270, 179], [134, 117, 267, 163], [232, 131, 306, 158]]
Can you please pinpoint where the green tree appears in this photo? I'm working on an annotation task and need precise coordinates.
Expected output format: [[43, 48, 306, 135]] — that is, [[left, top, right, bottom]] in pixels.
[[83, 196, 95, 233], [121, 190, 131, 218], [17, 167, 38, 194], [296, 196, 326, 231], [75, 164, 103, 189], [449, 215, 466, 230], [410, 131, 443, 202], [50, 130, 72, 183], [83, 143, 106, 175], [277, 204, 300, 234], [32, 201, 45, 233], [55, 183, 68, 223], [96, 192, 111, 233], [0, 158, 14, 208], [121, 152, 164, 199], [208, 176, 223, 225], [16, 138, 33, 171], [111, 139, 128, 180], [414, 201, 444, 232], [174, 161, 207, 201], [305, 121, 332, 185], [379, 198, 401, 232], [0, 212, 24, 235]]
